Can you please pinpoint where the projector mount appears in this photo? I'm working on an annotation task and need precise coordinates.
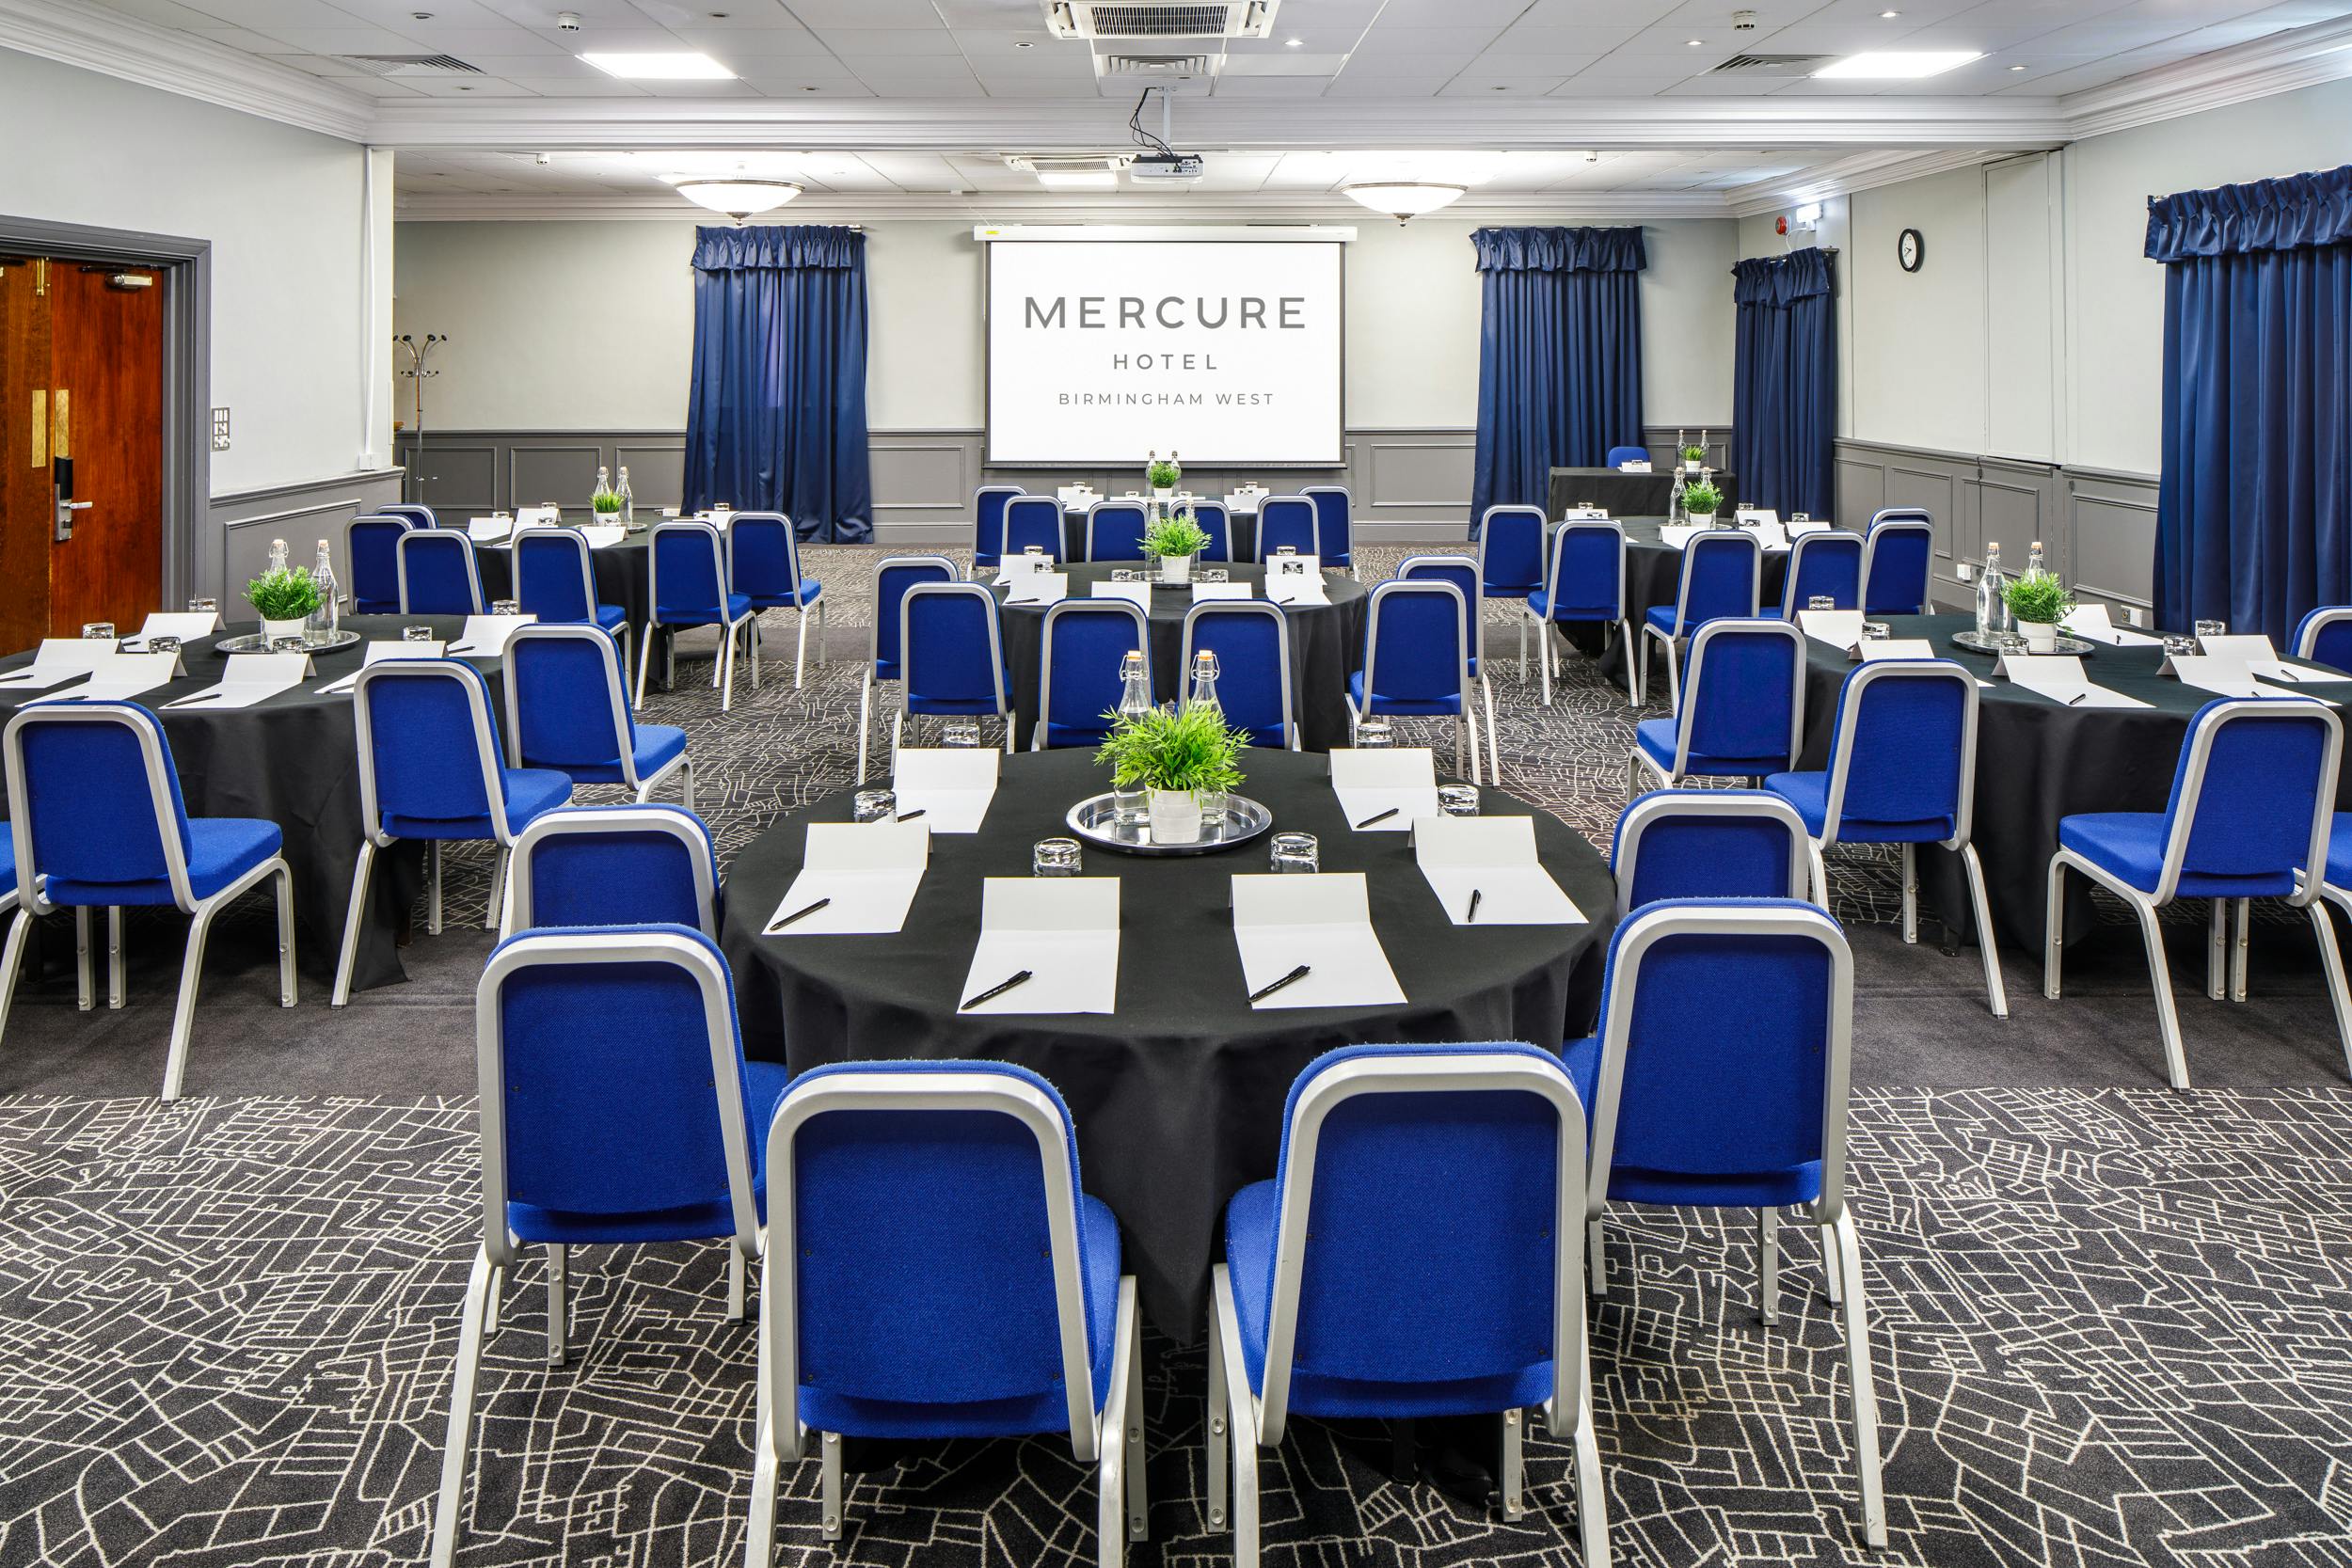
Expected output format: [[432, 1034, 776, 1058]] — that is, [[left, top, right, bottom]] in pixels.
[[1127, 86, 1206, 183]]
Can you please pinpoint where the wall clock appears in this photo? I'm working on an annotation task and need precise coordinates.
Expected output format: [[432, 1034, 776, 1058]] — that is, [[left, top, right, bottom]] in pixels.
[[1898, 228, 1925, 273]]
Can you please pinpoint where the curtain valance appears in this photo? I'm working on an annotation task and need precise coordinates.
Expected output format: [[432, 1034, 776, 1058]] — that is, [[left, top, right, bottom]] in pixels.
[[2144, 164, 2352, 261], [1732, 247, 1835, 307], [691, 223, 866, 271], [1471, 226, 1647, 274]]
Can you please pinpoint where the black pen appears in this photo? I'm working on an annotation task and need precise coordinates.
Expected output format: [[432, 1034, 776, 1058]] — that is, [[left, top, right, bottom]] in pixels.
[[1354, 806, 1399, 830], [765, 896, 831, 933], [961, 970, 1033, 1010], [1467, 888, 1483, 923], [2066, 692, 2086, 705], [1248, 963, 1311, 1004], [170, 692, 224, 706], [897, 809, 926, 821]]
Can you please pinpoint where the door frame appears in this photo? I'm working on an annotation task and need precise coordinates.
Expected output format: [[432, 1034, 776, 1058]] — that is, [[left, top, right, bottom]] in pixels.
[[0, 214, 208, 611]]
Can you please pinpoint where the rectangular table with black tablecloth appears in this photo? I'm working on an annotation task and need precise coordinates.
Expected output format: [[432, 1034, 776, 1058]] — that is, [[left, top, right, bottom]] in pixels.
[[1546, 467, 1738, 522]]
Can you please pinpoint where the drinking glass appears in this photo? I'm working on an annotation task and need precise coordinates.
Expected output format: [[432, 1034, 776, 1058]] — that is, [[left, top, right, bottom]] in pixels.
[[81, 622, 116, 640], [941, 721, 983, 748], [1033, 837, 1082, 877], [2163, 634, 2199, 657], [147, 636, 182, 657], [1355, 718, 1394, 748], [490, 598, 521, 618], [270, 636, 309, 654], [1860, 622, 1891, 641], [1202, 568, 1229, 584], [1438, 784, 1481, 817], [186, 597, 217, 614], [1269, 832, 1319, 873], [2195, 619, 2228, 644], [852, 788, 896, 823], [1791, 513, 1811, 524], [403, 625, 437, 641], [1808, 595, 1837, 612]]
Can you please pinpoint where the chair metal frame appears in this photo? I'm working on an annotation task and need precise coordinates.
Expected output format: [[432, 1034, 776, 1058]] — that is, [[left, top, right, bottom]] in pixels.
[[1035, 598, 1151, 751], [1529, 518, 1637, 708], [1777, 529, 1867, 617], [857, 555, 958, 784], [0, 701, 295, 1101], [501, 805, 720, 941], [1581, 901, 1883, 1547], [2046, 697, 2345, 1088], [1300, 483, 1355, 578], [512, 525, 634, 691], [1085, 499, 1152, 563], [973, 484, 1026, 573], [2294, 607, 2352, 668], [636, 519, 759, 713], [1474, 504, 1550, 682], [1205, 1049, 1608, 1568], [746, 1069, 1144, 1566], [433, 927, 762, 1568], [895, 581, 1014, 760], [1001, 495, 1068, 563], [1180, 600, 1300, 751], [727, 512, 829, 689], [1611, 790, 1812, 921], [1351, 578, 1482, 783], [380, 503, 437, 529], [1640, 530, 1762, 714], [1858, 515, 1933, 617], [501, 624, 691, 808], [1628, 618, 1804, 793], [396, 528, 487, 616], [1398, 555, 1501, 785], [347, 514, 414, 615], [1253, 497, 1320, 562]]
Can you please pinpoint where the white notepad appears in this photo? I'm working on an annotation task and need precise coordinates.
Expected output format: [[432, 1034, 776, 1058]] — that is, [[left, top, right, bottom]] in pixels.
[[1992, 654, 2150, 709], [74, 651, 187, 703], [958, 878, 1120, 1015], [1004, 572, 1068, 607], [2193, 634, 2342, 688], [443, 614, 536, 657], [1265, 574, 1328, 607], [121, 611, 222, 650], [163, 652, 311, 709], [1090, 580, 1152, 609], [2163, 655, 2339, 704], [0, 639, 117, 691], [1413, 816, 1584, 926], [578, 525, 626, 549], [892, 748, 999, 833], [1798, 610, 1866, 651], [317, 641, 447, 696], [1658, 525, 1699, 551], [1855, 639, 1939, 663], [1232, 873, 1406, 1010], [515, 506, 564, 529], [466, 516, 514, 544], [1192, 581, 1253, 602], [1616, 460, 1652, 473], [767, 819, 930, 936], [1744, 521, 1790, 552], [2059, 603, 2161, 646], [1786, 516, 1833, 538], [1330, 748, 1438, 831]]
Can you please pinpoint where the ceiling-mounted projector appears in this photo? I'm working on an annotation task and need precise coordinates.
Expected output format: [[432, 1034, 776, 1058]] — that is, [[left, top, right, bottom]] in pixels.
[[1129, 152, 1206, 183]]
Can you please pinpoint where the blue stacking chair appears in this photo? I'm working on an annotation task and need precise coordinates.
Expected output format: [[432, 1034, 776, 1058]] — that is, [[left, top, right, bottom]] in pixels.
[[897, 581, 1012, 758], [1766, 660, 2008, 1017], [397, 529, 486, 616], [1208, 1044, 1608, 1566], [381, 502, 437, 529], [1640, 530, 1760, 714], [1776, 530, 1866, 617], [1400, 555, 1500, 784], [1527, 518, 1636, 708], [1190, 501, 1233, 563], [347, 515, 412, 615], [432, 925, 777, 1568], [858, 555, 956, 784], [503, 624, 691, 807], [1085, 500, 1152, 563], [514, 528, 631, 682], [0, 700, 294, 1101], [1302, 485, 1355, 578], [1256, 497, 1318, 562], [503, 805, 721, 940], [331, 660, 574, 1006], [637, 519, 757, 712], [2300, 816, 2352, 1079], [1565, 898, 1883, 1547], [1351, 578, 1481, 784], [1181, 601, 1296, 750], [1629, 619, 1804, 794], [1002, 495, 1067, 563], [2294, 607, 2352, 673], [1604, 444, 1651, 467], [2046, 696, 2342, 1088], [1859, 510, 1933, 616], [973, 484, 1025, 575], [1475, 505, 1549, 680], [1037, 599, 1151, 751], [746, 1061, 1143, 1565], [730, 513, 827, 689], [1611, 790, 1811, 919]]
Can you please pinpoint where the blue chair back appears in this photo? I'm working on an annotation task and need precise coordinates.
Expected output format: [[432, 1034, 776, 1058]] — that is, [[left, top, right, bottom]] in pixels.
[[1604, 445, 1651, 467], [380, 503, 437, 529], [1190, 502, 1232, 562], [973, 486, 1024, 571], [2293, 608, 2352, 673], [2158, 698, 2341, 897], [1611, 790, 1810, 919], [1538, 520, 1627, 622], [1085, 501, 1151, 562], [650, 521, 729, 624], [1001, 496, 1065, 562], [871, 556, 956, 683], [730, 513, 805, 607], [1781, 530, 1865, 615], [1398, 557, 1483, 672], [1670, 531, 1761, 633], [1861, 514, 1932, 616], [901, 583, 1008, 717], [354, 660, 509, 833], [504, 625, 634, 775], [4, 701, 191, 900], [1303, 486, 1352, 565], [1476, 507, 1547, 593], [514, 529, 597, 624], [1257, 497, 1318, 560], [1820, 660, 1974, 843], [509, 805, 721, 937], [1672, 619, 1804, 771], [348, 515, 411, 616], [1182, 601, 1292, 748], [1039, 600, 1150, 748], [1361, 581, 1468, 709], [397, 530, 485, 615]]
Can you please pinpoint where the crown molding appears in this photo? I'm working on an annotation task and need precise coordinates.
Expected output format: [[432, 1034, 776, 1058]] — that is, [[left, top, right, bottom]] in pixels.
[[391, 187, 1738, 223], [1723, 147, 2016, 218], [0, 0, 373, 142], [2060, 12, 2352, 140]]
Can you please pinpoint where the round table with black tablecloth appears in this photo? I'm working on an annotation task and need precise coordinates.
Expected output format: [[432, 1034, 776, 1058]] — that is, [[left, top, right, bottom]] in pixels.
[[993, 562, 1367, 752], [1796, 613, 2352, 955], [0, 615, 501, 993], [721, 746, 1614, 1338], [474, 530, 652, 633]]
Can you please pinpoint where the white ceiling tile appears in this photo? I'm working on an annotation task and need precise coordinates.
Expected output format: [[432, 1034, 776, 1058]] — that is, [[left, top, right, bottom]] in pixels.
[[809, 25, 966, 54], [1490, 24, 1645, 50], [1209, 74, 1334, 95], [1438, 75, 1577, 95], [974, 73, 1107, 95], [174, 0, 366, 26], [328, 0, 517, 27], [94, 0, 245, 29], [1516, 0, 1681, 22], [1374, 0, 1547, 22], [1220, 52, 1351, 75], [1332, 52, 1482, 76], [837, 52, 982, 77], [1348, 25, 1507, 56], [780, 0, 946, 23], [187, 24, 309, 50], [666, 25, 829, 54], [1457, 52, 1601, 77], [390, 26, 574, 53], [469, 74, 654, 94], [398, 73, 544, 93], [250, 25, 440, 50], [452, 53, 610, 75]]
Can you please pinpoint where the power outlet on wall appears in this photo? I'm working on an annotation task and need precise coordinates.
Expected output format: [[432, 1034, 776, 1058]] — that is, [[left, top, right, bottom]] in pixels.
[[2123, 604, 2147, 627], [211, 407, 231, 451], [1956, 561, 1974, 582]]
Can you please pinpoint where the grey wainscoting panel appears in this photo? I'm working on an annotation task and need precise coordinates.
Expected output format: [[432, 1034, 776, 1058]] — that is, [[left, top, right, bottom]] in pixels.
[[404, 440, 498, 518], [872, 436, 976, 520], [2066, 467, 2159, 619], [1362, 436, 1475, 514], [209, 468, 405, 606], [1834, 440, 2074, 611], [393, 432, 687, 522], [509, 443, 608, 515], [613, 443, 686, 511]]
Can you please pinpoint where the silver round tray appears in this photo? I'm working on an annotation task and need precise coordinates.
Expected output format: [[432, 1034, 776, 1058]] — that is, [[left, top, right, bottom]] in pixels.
[[1950, 629, 2096, 657], [213, 628, 363, 654], [1065, 792, 1273, 856]]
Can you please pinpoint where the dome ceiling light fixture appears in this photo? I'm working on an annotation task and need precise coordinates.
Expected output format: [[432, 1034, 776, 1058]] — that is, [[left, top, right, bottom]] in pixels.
[[1343, 182, 1468, 223], [669, 177, 803, 220]]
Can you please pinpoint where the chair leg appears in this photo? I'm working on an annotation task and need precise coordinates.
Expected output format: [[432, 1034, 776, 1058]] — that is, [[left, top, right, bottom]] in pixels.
[[749, 611, 763, 688], [856, 673, 874, 786], [819, 1430, 845, 1540], [427, 841, 444, 937], [1123, 1285, 1148, 1544], [2310, 900, 2352, 1080], [634, 620, 654, 710], [682, 757, 696, 815], [2207, 897, 2228, 1002], [1664, 636, 1683, 714], [1636, 632, 1649, 715], [818, 601, 829, 667], [1539, 623, 1555, 707], [1820, 1221, 1845, 1305], [332, 840, 380, 1008], [1205, 1284, 1230, 1531], [485, 846, 508, 933], [75, 906, 92, 1012], [721, 622, 738, 711], [1620, 619, 1640, 706], [1212, 1265, 1261, 1568], [1899, 845, 1919, 944], [276, 863, 298, 1008], [428, 1245, 497, 1568], [546, 1243, 567, 1367], [161, 896, 224, 1102], [107, 907, 125, 1009], [1960, 844, 2009, 1019], [743, 1410, 781, 1568], [1809, 841, 1831, 910], [1759, 1206, 1781, 1326], [1826, 1211, 1889, 1548], [2129, 892, 2193, 1089], [1587, 1213, 1606, 1297], [890, 709, 905, 774], [618, 625, 634, 713], [1482, 675, 1501, 788], [727, 1244, 747, 1323], [2043, 859, 2066, 1001], [794, 608, 810, 689], [1500, 1407, 1526, 1521], [0, 908, 35, 1043], [1570, 1382, 1612, 1568], [2232, 896, 2250, 1002], [1517, 613, 1529, 682], [1097, 1280, 1136, 1568]]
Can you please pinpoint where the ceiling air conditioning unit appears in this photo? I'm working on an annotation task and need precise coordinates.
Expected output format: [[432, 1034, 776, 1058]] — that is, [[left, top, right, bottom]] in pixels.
[[1004, 153, 1136, 177], [1043, 1, 1278, 40]]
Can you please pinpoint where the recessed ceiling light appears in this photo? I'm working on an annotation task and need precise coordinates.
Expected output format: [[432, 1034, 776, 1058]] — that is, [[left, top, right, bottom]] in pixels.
[[1489, 84, 1508, 90], [1036, 170, 1119, 190], [2009, 63, 2026, 71], [1879, 8, 1899, 16], [1813, 50, 1981, 78], [1686, 38, 1704, 46], [1014, 40, 1034, 47], [580, 51, 735, 80], [800, 84, 819, 90], [1285, 36, 1303, 46]]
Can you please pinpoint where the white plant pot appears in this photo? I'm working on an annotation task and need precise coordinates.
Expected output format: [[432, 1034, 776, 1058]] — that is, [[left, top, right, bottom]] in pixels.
[[1153, 486, 1175, 503], [1687, 512, 1717, 529], [261, 616, 309, 642], [1159, 552, 1194, 585], [1149, 788, 1202, 846], [2022, 620, 2058, 653], [1685, 460, 1702, 473]]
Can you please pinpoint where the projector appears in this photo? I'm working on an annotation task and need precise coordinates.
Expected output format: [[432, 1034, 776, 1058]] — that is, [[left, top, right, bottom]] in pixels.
[[1130, 153, 1207, 183]]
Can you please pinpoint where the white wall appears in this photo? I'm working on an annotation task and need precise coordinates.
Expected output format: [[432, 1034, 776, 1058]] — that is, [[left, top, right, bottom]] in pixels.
[[0, 47, 386, 495], [392, 214, 1740, 434]]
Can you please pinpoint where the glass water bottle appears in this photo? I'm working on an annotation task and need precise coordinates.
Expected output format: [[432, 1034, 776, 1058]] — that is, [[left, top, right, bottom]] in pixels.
[[267, 537, 290, 575], [591, 465, 611, 516], [1186, 649, 1222, 716], [2026, 539, 2046, 582], [616, 466, 635, 529], [1111, 650, 1153, 826], [309, 539, 339, 637], [1977, 542, 2007, 640]]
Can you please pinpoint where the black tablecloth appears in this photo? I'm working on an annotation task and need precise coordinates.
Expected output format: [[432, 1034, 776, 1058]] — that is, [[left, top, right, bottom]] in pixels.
[[1798, 614, 2352, 953], [1059, 507, 1261, 563], [1547, 467, 1738, 521], [476, 532, 653, 632], [721, 746, 1615, 1338], [0, 615, 501, 991], [993, 563, 1368, 752]]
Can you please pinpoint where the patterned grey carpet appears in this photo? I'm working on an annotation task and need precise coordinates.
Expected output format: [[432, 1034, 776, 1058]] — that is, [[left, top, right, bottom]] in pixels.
[[3, 546, 2350, 1568]]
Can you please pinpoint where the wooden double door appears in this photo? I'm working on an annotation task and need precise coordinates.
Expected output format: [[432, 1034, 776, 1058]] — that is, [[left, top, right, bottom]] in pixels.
[[0, 257, 165, 648]]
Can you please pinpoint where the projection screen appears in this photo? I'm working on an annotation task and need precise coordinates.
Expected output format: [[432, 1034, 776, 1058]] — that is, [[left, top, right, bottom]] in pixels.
[[983, 234, 1345, 467]]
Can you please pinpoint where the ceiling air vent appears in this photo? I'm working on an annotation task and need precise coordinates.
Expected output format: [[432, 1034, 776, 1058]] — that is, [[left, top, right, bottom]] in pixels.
[[333, 54, 485, 76], [1709, 53, 1831, 74], [1004, 153, 1137, 175], [1099, 52, 1216, 78], [1043, 1, 1277, 40]]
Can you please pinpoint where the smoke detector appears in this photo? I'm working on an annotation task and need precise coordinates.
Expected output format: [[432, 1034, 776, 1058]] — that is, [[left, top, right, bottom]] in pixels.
[[1732, 8, 1756, 28]]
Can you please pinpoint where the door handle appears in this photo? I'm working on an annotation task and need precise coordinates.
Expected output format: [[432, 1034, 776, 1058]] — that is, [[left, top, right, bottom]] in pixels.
[[56, 497, 91, 542]]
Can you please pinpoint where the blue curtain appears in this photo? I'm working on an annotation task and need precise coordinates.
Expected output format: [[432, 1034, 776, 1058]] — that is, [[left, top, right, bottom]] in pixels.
[[2150, 164, 2352, 641], [1731, 248, 1836, 519], [684, 224, 873, 543], [1470, 227, 1646, 533]]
